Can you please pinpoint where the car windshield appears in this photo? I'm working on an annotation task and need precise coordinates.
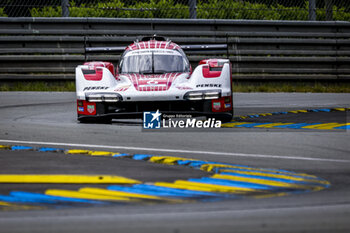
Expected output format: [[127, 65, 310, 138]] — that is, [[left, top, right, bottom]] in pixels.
[[120, 49, 189, 74]]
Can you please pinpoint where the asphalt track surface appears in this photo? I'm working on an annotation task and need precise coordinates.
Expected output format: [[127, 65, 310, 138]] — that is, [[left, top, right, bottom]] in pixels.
[[0, 92, 350, 233]]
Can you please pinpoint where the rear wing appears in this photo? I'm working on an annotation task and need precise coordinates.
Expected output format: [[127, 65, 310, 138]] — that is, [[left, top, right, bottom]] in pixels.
[[84, 46, 125, 61], [85, 44, 227, 52], [84, 42, 228, 61], [181, 44, 227, 50], [181, 44, 228, 58]]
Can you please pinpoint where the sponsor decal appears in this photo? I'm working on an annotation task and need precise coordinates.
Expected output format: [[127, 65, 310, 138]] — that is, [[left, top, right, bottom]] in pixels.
[[78, 107, 84, 112], [147, 80, 159, 85], [196, 84, 222, 88], [224, 103, 231, 108], [83, 86, 108, 91], [143, 110, 221, 129], [143, 110, 162, 129], [114, 85, 131, 92], [213, 102, 221, 111], [176, 86, 193, 90], [87, 105, 95, 114]]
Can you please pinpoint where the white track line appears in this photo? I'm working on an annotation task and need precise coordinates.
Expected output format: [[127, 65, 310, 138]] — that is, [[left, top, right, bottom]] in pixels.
[[0, 139, 349, 163]]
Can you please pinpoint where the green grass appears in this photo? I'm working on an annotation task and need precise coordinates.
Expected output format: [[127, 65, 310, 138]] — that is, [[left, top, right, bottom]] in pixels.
[[0, 81, 350, 93], [0, 81, 76, 92]]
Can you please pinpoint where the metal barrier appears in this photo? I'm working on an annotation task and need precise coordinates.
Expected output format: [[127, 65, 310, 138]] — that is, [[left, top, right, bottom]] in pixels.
[[0, 18, 349, 81]]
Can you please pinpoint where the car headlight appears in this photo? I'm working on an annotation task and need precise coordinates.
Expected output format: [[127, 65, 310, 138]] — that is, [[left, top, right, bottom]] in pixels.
[[86, 93, 122, 102], [184, 90, 221, 100]]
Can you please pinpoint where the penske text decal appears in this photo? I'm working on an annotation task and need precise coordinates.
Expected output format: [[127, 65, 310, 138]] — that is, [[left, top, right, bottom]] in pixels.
[[196, 84, 222, 88]]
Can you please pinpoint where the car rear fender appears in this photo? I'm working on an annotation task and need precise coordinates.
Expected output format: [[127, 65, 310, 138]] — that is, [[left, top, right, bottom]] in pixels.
[[75, 66, 118, 100], [189, 62, 232, 97]]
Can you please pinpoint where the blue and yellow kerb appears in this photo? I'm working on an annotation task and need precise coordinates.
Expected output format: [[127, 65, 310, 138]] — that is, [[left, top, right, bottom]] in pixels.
[[223, 107, 350, 130], [0, 145, 330, 211]]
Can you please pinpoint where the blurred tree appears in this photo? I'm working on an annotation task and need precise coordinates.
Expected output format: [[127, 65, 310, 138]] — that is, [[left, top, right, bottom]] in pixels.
[[325, 0, 333, 21], [0, 0, 59, 17]]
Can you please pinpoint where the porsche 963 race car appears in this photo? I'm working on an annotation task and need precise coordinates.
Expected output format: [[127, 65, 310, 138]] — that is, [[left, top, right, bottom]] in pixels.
[[75, 36, 233, 123]]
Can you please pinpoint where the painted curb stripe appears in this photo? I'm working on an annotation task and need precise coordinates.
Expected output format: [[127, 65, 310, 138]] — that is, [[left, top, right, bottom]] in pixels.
[[215, 168, 322, 180], [153, 182, 235, 194], [65, 149, 90, 154], [221, 122, 252, 127], [0, 194, 56, 204], [313, 109, 331, 112], [228, 107, 349, 130], [66, 150, 116, 156], [79, 187, 167, 201], [211, 174, 323, 190], [173, 180, 260, 193], [254, 123, 295, 128], [331, 123, 350, 129], [190, 177, 308, 192], [11, 146, 33, 151], [301, 123, 344, 129], [107, 185, 195, 198], [200, 164, 318, 178], [222, 122, 348, 130], [113, 153, 131, 158], [38, 147, 64, 152], [133, 184, 225, 198], [132, 154, 151, 160], [273, 123, 321, 129], [0, 144, 331, 211], [147, 184, 225, 197], [0, 201, 42, 211], [2, 140, 348, 163], [235, 123, 274, 128], [190, 178, 279, 191], [150, 156, 184, 165], [335, 125, 350, 129], [0, 175, 141, 184], [9, 191, 105, 204], [313, 123, 349, 130], [88, 151, 115, 156], [234, 107, 348, 121], [219, 171, 329, 185], [0, 201, 13, 207], [45, 190, 133, 202]]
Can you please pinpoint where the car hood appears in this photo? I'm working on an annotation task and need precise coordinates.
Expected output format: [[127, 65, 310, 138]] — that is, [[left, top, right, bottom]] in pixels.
[[120, 73, 186, 91]]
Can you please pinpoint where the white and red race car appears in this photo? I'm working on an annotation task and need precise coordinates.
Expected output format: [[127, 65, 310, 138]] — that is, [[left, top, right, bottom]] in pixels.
[[75, 36, 233, 123]]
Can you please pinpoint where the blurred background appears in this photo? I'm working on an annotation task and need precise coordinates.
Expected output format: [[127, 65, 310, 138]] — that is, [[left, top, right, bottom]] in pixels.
[[0, 1, 349, 93], [0, 0, 349, 21]]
